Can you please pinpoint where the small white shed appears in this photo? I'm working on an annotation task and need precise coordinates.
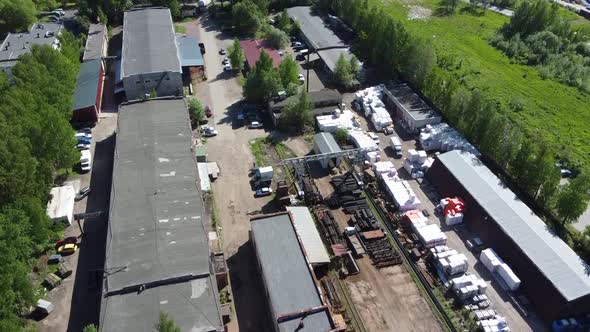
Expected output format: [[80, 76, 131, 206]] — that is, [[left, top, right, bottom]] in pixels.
[[46, 185, 75, 225]]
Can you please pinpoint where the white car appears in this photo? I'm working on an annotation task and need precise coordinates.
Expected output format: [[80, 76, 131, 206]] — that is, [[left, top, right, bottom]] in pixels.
[[224, 63, 231, 71], [298, 73, 305, 84], [222, 57, 229, 64], [202, 126, 218, 137], [80, 161, 91, 173], [75, 132, 92, 140], [249, 121, 263, 129], [76, 143, 90, 150]]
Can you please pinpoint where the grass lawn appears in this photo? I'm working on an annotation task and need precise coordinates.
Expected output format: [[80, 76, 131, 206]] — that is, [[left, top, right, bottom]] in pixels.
[[174, 24, 187, 34], [377, 0, 590, 166]]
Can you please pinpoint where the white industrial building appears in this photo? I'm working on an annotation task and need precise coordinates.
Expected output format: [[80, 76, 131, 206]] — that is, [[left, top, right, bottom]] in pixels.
[[313, 132, 342, 169], [121, 8, 183, 100]]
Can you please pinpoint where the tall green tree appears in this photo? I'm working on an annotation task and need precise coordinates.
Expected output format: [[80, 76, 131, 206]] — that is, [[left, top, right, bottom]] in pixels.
[[265, 27, 289, 49], [232, 0, 262, 36], [402, 38, 436, 89], [276, 10, 292, 34], [334, 53, 353, 87], [278, 90, 312, 132], [278, 55, 298, 88], [0, 0, 37, 34], [228, 39, 245, 71], [243, 50, 281, 103], [556, 174, 590, 224]]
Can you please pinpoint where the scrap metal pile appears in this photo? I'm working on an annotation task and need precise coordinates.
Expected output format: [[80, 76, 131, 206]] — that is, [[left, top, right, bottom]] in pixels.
[[329, 172, 368, 213], [315, 209, 343, 246], [361, 231, 402, 268]]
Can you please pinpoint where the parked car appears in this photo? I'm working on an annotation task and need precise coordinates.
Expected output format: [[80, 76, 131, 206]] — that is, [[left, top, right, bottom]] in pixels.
[[45, 31, 55, 37], [80, 161, 91, 173], [75, 132, 92, 140], [224, 63, 231, 71], [77, 138, 91, 146], [222, 57, 229, 65], [76, 143, 90, 150], [293, 41, 303, 48], [55, 236, 77, 251], [78, 128, 92, 135], [219, 48, 226, 55], [255, 187, 273, 197], [205, 106, 213, 117], [298, 73, 305, 84], [50, 9, 65, 16], [201, 126, 218, 137], [249, 121, 263, 129], [57, 243, 77, 256], [47, 16, 60, 23], [560, 169, 573, 178], [75, 186, 91, 201]]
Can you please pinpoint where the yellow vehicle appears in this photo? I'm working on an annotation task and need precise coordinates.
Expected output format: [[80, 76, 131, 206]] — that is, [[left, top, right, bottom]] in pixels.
[[57, 243, 77, 256]]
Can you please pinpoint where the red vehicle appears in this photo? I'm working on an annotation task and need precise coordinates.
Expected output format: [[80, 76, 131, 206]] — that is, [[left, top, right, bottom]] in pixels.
[[55, 236, 78, 251], [205, 106, 213, 118]]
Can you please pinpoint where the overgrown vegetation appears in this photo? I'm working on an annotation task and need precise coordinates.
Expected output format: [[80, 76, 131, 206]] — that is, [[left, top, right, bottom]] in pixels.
[[491, 0, 590, 92], [315, 0, 590, 261], [188, 98, 205, 127], [155, 311, 181, 332], [334, 53, 360, 88], [78, 0, 182, 25], [228, 39, 245, 71], [278, 90, 313, 133], [0, 38, 81, 329], [334, 128, 349, 145], [265, 27, 289, 49]]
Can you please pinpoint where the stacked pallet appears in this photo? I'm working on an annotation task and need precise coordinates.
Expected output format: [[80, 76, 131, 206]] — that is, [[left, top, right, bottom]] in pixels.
[[415, 224, 447, 248], [403, 149, 433, 178], [451, 274, 488, 300], [317, 110, 359, 133], [477, 315, 510, 332], [440, 197, 465, 226], [432, 246, 468, 276], [480, 248, 521, 291], [419, 123, 480, 156], [355, 85, 393, 132]]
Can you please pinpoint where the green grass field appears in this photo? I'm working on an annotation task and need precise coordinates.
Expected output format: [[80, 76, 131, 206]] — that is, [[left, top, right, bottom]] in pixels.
[[377, 0, 590, 166]]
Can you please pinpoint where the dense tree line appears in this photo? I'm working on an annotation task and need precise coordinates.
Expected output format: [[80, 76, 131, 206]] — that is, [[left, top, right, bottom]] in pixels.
[[78, 0, 183, 24], [0, 37, 80, 329], [243, 50, 300, 102], [0, 0, 37, 34], [314, 0, 590, 259], [491, 0, 590, 92]]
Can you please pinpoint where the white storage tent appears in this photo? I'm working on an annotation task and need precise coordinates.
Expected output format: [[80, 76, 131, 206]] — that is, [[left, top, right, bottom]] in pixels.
[[46, 185, 76, 225]]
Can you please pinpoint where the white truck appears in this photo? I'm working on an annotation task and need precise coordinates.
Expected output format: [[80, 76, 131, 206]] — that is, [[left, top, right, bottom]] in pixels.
[[255, 166, 274, 186], [390, 136, 403, 158]]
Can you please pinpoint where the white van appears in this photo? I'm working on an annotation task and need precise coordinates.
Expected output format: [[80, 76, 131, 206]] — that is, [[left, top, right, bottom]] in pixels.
[[390, 136, 402, 158]]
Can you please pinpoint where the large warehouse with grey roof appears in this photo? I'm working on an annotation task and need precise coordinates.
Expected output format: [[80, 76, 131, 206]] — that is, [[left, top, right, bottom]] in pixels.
[[121, 8, 183, 100], [100, 98, 223, 331], [426, 150, 590, 322]]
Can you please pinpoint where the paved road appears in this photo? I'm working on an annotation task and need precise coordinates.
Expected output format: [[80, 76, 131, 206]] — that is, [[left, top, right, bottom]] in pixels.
[[183, 16, 276, 332]]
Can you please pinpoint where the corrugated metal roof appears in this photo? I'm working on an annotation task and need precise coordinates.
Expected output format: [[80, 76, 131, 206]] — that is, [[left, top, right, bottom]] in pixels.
[[314, 132, 341, 155], [438, 150, 590, 301], [286, 7, 353, 73], [239, 39, 281, 69], [286, 206, 331, 264], [384, 83, 441, 122], [101, 99, 222, 331], [121, 8, 182, 78], [176, 35, 204, 67], [83, 24, 106, 62], [251, 213, 333, 331], [73, 59, 102, 110]]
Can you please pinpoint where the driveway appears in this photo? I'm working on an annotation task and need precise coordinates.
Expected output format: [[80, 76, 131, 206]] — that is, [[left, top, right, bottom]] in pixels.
[[182, 16, 276, 332]]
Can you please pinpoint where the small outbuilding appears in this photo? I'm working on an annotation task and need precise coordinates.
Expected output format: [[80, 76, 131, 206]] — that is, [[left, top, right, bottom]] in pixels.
[[313, 132, 342, 169], [176, 35, 204, 81], [46, 185, 75, 225], [383, 83, 441, 133], [72, 59, 104, 123], [286, 206, 331, 265]]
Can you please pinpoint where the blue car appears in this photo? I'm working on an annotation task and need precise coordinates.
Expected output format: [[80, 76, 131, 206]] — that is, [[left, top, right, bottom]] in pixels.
[[77, 136, 91, 144]]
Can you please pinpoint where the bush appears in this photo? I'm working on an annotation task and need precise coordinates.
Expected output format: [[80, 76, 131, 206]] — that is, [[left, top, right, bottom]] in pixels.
[[188, 99, 204, 125], [334, 128, 348, 145], [265, 27, 289, 49]]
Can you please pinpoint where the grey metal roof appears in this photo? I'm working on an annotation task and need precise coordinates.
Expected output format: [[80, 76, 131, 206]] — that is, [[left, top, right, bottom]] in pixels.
[[121, 8, 182, 78], [83, 24, 107, 62], [385, 83, 441, 121], [314, 132, 341, 155], [286, 6, 353, 73], [438, 150, 590, 301], [0, 22, 63, 64], [73, 59, 102, 110], [286, 207, 331, 265], [176, 35, 204, 67], [101, 98, 222, 331], [251, 213, 333, 331]]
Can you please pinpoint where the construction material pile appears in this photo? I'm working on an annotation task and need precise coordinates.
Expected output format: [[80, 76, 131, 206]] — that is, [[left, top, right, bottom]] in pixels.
[[480, 249, 521, 291], [419, 123, 479, 155], [431, 245, 468, 276], [464, 294, 491, 311], [477, 315, 511, 332], [440, 197, 465, 226], [315, 209, 342, 246], [403, 149, 434, 178], [451, 274, 488, 300], [350, 208, 380, 232], [361, 232, 402, 268], [317, 109, 360, 133], [372, 161, 397, 177], [415, 223, 447, 248], [302, 175, 321, 205], [331, 172, 368, 213], [355, 85, 393, 131], [348, 130, 379, 151], [382, 179, 421, 211]]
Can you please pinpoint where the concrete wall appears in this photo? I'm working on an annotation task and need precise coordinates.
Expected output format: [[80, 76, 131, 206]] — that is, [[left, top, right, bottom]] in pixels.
[[123, 71, 183, 100]]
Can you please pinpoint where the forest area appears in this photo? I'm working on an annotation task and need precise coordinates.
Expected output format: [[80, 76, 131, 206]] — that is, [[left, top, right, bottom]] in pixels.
[[313, 0, 590, 261]]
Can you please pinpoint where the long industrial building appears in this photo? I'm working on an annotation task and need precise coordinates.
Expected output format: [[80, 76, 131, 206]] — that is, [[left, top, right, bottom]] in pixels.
[[121, 8, 183, 100], [426, 150, 590, 322], [100, 98, 223, 331], [251, 212, 338, 331], [287, 7, 355, 77]]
